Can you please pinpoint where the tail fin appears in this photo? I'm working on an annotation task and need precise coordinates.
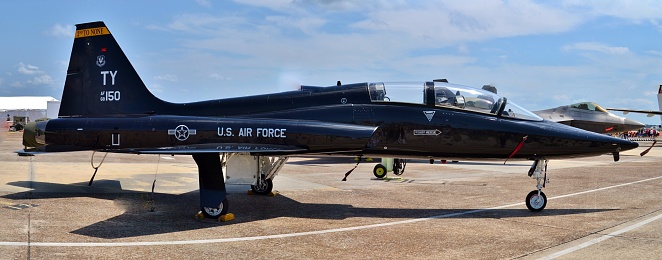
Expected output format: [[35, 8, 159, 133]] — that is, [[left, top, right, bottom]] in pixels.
[[658, 85, 662, 125], [58, 21, 164, 117]]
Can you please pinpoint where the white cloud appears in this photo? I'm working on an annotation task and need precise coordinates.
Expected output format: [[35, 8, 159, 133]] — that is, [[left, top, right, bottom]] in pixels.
[[562, 42, 630, 55], [561, 0, 662, 20], [350, 1, 583, 47], [148, 83, 164, 93], [457, 44, 470, 54], [12, 63, 55, 87], [234, 0, 301, 12], [265, 16, 327, 34], [27, 74, 53, 85], [154, 74, 179, 82], [17, 63, 42, 75], [646, 50, 662, 57], [196, 0, 212, 8], [553, 95, 571, 102], [162, 14, 243, 34], [209, 73, 230, 80], [50, 23, 74, 38], [10, 81, 23, 88], [118, 0, 662, 125]]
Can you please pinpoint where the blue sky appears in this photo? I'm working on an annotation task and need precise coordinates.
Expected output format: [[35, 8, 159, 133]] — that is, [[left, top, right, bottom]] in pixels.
[[2, 0, 662, 124]]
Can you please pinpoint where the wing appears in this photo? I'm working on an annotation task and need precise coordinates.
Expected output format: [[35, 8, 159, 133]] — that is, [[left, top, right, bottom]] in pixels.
[[124, 143, 308, 154], [606, 108, 662, 117]]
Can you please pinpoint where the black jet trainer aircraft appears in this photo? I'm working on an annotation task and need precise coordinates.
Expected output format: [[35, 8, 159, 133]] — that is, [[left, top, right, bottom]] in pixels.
[[20, 21, 638, 218]]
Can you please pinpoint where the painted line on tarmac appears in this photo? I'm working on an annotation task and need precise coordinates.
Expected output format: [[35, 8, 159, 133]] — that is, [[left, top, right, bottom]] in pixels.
[[1, 175, 661, 247], [540, 211, 662, 259]]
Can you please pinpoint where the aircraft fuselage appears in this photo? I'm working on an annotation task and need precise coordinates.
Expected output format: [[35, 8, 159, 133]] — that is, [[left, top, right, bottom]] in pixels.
[[32, 84, 636, 160]]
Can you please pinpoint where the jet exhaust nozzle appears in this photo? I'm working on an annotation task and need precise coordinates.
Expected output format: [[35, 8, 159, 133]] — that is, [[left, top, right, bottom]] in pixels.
[[22, 121, 48, 148]]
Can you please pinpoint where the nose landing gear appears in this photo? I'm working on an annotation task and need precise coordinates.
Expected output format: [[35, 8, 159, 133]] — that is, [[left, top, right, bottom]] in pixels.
[[526, 158, 548, 211]]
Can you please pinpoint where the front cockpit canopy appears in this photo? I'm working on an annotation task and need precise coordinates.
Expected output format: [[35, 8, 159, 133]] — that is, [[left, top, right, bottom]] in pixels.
[[367, 81, 542, 121]]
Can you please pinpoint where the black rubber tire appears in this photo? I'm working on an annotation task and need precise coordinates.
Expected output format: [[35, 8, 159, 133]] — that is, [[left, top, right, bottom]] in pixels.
[[251, 178, 273, 195], [201, 197, 229, 218], [393, 159, 404, 176], [525, 190, 547, 212], [373, 164, 387, 178]]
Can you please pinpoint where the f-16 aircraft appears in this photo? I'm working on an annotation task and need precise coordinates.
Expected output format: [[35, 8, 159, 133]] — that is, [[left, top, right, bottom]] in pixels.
[[19, 21, 638, 218], [533, 102, 645, 133]]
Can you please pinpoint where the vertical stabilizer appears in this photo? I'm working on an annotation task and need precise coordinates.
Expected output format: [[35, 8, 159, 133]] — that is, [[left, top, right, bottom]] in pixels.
[[58, 21, 165, 117], [658, 85, 662, 125]]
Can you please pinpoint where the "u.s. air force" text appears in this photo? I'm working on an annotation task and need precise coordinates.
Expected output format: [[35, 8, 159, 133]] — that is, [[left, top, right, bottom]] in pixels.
[[218, 127, 286, 138]]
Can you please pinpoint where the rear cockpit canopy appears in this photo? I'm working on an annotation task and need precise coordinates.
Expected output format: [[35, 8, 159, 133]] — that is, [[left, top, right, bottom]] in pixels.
[[368, 81, 542, 121]]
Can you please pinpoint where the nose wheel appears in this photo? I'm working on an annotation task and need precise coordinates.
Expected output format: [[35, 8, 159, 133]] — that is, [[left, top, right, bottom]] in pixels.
[[526, 158, 549, 212], [525, 190, 547, 211]]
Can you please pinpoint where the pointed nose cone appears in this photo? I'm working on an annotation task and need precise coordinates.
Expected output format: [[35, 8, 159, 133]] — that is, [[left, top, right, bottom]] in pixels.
[[585, 129, 639, 153], [612, 136, 639, 152], [536, 120, 639, 158], [623, 118, 645, 132]]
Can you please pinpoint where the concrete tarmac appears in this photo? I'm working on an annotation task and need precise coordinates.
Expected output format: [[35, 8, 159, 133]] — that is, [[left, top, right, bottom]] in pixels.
[[1, 132, 661, 259]]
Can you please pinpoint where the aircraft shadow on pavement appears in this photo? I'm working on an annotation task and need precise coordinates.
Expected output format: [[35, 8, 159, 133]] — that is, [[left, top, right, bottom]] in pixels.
[[444, 161, 531, 166], [3, 180, 615, 239]]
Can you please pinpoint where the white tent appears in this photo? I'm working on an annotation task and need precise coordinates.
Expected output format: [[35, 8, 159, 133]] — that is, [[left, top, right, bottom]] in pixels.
[[1, 96, 59, 123], [0, 96, 58, 110]]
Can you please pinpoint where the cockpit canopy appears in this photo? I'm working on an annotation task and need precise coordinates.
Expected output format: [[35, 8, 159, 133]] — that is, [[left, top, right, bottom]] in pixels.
[[367, 82, 542, 121], [569, 102, 608, 113]]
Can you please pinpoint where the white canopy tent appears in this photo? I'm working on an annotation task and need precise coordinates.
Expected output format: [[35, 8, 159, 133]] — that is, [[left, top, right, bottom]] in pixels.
[[1, 96, 60, 123]]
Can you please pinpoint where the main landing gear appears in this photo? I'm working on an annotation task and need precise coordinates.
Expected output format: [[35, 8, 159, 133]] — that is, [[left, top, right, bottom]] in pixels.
[[525, 158, 548, 211], [193, 153, 229, 218], [193, 153, 288, 219], [250, 155, 287, 195]]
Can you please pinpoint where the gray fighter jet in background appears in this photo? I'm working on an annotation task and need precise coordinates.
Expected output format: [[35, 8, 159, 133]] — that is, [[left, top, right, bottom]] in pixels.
[[533, 102, 645, 134]]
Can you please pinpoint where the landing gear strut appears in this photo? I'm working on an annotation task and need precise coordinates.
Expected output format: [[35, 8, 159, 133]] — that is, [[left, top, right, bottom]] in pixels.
[[526, 158, 548, 211], [249, 155, 287, 195]]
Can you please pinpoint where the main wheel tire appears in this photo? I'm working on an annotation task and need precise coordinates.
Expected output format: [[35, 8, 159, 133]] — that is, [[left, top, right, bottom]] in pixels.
[[201, 197, 229, 218], [393, 159, 402, 176], [373, 164, 387, 178], [251, 178, 273, 195], [525, 190, 547, 212]]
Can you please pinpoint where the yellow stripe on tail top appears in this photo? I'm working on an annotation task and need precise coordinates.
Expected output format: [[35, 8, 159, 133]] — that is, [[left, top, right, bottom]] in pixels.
[[75, 27, 110, 38]]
